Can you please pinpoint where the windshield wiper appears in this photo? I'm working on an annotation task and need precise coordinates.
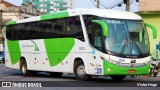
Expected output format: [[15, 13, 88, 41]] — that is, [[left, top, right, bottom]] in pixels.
[[120, 35, 129, 55], [132, 40, 143, 57]]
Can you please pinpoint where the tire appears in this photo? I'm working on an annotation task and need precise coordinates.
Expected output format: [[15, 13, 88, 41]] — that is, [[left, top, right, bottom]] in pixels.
[[20, 60, 31, 76], [49, 72, 63, 77], [149, 68, 153, 77], [110, 75, 126, 81], [153, 70, 158, 77], [74, 61, 91, 80]]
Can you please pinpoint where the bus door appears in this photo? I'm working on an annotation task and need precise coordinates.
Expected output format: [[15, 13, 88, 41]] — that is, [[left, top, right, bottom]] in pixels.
[[88, 23, 104, 75]]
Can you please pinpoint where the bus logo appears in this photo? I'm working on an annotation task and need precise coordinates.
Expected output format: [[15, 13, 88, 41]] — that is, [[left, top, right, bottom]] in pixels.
[[131, 59, 136, 67], [131, 59, 136, 63], [31, 40, 39, 51]]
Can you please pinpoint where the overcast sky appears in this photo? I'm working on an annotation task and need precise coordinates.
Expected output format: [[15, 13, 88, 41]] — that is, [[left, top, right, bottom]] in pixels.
[[4, 0, 139, 12]]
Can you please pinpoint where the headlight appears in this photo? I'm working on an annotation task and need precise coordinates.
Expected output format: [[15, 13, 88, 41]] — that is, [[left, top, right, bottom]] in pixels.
[[107, 68, 111, 72]]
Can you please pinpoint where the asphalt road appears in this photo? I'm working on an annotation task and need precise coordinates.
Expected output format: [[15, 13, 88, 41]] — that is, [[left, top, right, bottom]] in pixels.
[[0, 64, 160, 90]]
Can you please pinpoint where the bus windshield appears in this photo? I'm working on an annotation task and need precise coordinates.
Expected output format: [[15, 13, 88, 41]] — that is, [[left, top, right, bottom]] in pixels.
[[102, 19, 150, 57]]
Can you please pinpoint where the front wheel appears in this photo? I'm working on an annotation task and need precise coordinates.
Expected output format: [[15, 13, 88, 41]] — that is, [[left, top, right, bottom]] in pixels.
[[110, 75, 126, 80], [74, 61, 91, 80]]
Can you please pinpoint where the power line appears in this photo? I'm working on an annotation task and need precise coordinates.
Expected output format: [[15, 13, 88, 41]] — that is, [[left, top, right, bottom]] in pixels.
[[108, 0, 124, 9], [89, 0, 136, 10], [90, 0, 97, 8], [99, 0, 108, 9], [134, 0, 139, 6]]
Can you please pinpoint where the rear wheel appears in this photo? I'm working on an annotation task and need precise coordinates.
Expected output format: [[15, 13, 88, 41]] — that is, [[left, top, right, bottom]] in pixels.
[[74, 61, 91, 80], [110, 75, 126, 80], [20, 60, 31, 76]]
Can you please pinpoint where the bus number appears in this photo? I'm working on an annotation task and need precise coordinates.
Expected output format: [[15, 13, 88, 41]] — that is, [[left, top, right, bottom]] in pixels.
[[79, 47, 85, 50]]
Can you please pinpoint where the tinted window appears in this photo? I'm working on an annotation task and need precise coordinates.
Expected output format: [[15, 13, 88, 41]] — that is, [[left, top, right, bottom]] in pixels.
[[6, 16, 84, 41], [83, 15, 103, 51]]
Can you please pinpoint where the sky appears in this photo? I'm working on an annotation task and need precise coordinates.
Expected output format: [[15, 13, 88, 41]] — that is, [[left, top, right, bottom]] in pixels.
[[4, 0, 139, 12]]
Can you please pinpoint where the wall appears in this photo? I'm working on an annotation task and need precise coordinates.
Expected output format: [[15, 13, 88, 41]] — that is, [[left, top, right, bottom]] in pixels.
[[139, 0, 160, 11]]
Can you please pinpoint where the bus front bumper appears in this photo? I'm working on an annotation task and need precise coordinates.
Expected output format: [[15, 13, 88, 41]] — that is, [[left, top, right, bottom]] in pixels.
[[103, 61, 150, 75]]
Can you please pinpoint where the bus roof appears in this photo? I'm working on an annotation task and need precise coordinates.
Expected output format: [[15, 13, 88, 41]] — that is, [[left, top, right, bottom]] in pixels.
[[6, 8, 142, 25]]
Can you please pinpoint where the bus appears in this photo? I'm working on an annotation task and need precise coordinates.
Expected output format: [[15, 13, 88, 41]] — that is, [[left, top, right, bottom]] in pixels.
[[4, 9, 157, 80]]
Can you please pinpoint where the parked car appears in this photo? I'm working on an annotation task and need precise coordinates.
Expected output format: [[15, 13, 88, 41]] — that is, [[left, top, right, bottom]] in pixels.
[[0, 51, 5, 64]]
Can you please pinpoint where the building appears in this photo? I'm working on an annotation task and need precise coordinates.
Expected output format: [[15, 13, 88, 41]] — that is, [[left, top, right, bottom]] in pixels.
[[23, 0, 75, 14], [20, 1, 45, 19], [139, 0, 160, 11], [0, 0, 19, 51], [0, 0, 44, 51]]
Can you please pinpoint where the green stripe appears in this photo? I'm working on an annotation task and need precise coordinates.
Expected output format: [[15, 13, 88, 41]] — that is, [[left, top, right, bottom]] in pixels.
[[103, 60, 108, 75], [91, 20, 109, 36], [145, 23, 157, 39], [41, 11, 69, 20], [44, 38, 75, 66], [103, 61, 150, 75], [6, 21, 16, 25], [7, 40, 21, 64]]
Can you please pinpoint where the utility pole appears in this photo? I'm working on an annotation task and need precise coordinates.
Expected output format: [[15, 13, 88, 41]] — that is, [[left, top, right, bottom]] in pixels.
[[0, 0, 3, 30], [43, 0, 44, 12], [96, 0, 100, 8], [126, 0, 130, 11], [0, 10, 2, 45], [0, 10, 2, 29]]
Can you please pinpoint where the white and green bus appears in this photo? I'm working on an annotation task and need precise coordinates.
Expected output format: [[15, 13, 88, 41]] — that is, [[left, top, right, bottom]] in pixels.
[[4, 9, 157, 80]]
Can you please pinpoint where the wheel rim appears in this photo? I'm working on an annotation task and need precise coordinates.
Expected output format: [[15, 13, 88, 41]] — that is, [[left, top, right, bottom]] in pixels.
[[77, 65, 86, 77], [22, 64, 26, 74]]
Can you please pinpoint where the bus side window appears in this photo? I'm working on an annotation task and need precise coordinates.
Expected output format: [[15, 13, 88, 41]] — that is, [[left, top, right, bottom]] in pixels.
[[90, 23, 103, 51], [83, 15, 103, 51], [66, 16, 84, 41]]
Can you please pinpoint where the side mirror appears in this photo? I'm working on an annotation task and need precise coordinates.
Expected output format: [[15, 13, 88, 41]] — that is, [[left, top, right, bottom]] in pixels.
[[91, 20, 108, 37], [145, 23, 157, 39]]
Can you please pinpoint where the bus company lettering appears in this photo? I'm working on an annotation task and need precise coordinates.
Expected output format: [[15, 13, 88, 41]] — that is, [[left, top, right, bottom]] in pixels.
[[22, 44, 33, 48]]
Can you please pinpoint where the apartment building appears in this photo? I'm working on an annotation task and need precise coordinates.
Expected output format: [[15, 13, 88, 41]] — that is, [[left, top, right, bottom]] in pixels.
[[23, 0, 75, 13]]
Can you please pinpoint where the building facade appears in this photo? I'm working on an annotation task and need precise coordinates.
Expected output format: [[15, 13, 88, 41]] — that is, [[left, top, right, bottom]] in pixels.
[[139, 0, 160, 11], [23, 0, 75, 14], [0, 0, 19, 51], [0, 0, 44, 51]]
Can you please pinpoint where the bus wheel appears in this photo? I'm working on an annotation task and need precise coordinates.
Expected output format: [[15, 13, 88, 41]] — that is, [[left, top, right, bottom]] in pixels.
[[20, 60, 31, 76], [74, 61, 91, 80], [110, 75, 126, 80], [49, 72, 62, 77]]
